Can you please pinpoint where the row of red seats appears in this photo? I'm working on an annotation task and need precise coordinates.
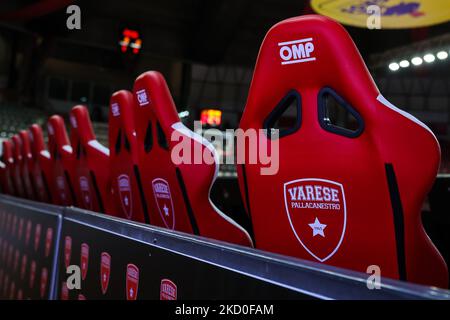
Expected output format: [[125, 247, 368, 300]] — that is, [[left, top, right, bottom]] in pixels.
[[0, 15, 448, 289], [0, 73, 252, 247]]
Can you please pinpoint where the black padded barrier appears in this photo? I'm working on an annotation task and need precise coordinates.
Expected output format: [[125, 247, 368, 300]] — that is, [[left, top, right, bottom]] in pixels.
[[0, 194, 449, 300], [0, 195, 63, 300]]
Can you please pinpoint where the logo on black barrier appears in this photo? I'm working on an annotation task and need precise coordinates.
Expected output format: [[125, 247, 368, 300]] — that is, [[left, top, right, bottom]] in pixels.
[[126, 264, 139, 300], [12, 215, 17, 238], [118, 175, 133, 219], [160, 279, 177, 300], [25, 220, 32, 246], [40, 267, 48, 298], [45, 228, 53, 258], [20, 255, 27, 280], [100, 252, 111, 295], [61, 282, 69, 300], [3, 275, 9, 296], [152, 178, 175, 230], [64, 236, 72, 268], [79, 176, 93, 210], [34, 224, 42, 252], [18, 218, 24, 241], [81, 243, 89, 281], [9, 281, 15, 300], [284, 178, 347, 263], [29, 260, 36, 288], [13, 249, 19, 272], [7, 244, 13, 268]]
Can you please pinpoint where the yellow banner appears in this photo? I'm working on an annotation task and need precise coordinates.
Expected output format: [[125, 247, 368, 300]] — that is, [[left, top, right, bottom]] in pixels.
[[311, 0, 450, 29]]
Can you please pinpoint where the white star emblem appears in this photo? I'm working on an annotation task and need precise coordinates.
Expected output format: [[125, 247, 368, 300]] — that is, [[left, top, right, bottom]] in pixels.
[[163, 204, 169, 216], [309, 218, 327, 237]]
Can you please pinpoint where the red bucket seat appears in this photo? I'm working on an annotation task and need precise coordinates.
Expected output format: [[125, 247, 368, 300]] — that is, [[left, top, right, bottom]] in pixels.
[[131, 71, 252, 247], [47, 115, 78, 206], [29, 124, 54, 203], [69, 105, 115, 215], [109, 91, 148, 222], [237, 15, 447, 287]]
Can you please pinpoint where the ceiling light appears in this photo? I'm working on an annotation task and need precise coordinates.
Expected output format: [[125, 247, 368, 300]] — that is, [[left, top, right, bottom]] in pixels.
[[436, 51, 448, 60], [388, 62, 400, 71], [411, 57, 423, 66], [399, 60, 410, 68], [423, 53, 435, 63]]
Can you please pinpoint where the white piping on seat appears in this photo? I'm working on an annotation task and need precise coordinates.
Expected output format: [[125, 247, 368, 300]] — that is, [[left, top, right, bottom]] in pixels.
[[171, 121, 253, 246], [377, 94, 435, 136], [88, 140, 110, 156]]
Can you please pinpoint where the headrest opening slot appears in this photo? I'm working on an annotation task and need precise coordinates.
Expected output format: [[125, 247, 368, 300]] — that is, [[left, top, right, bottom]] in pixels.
[[318, 87, 364, 138], [263, 90, 302, 139], [114, 129, 122, 155], [123, 134, 131, 152], [144, 121, 153, 153], [157, 121, 168, 150]]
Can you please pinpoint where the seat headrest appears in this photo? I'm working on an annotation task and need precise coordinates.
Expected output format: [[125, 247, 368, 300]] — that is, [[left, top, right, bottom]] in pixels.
[[29, 124, 47, 158], [1, 140, 13, 165], [109, 90, 137, 136], [241, 14, 378, 126], [132, 71, 180, 133], [11, 135, 22, 162], [18, 130, 32, 160], [70, 105, 95, 144], [47, 115, 71, 157]]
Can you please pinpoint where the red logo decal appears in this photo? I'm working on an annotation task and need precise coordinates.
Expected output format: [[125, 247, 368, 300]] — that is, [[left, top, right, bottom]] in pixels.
[[7, 244, 13, 268], [126, 264, 139, 300], [3, 275, 9, 297], [78, 294, 86, 300], [152, 178, 175, 229], [25, 220, 32, 246], [81, 243, 89, 280], [40, 267, 48, 298], [118, 175, 133, 219], [17, 289, 23, 300], [13, 249, 19, 272], [64, 236, 72, 268], [61, 282, 69, 300], [20, 254, 28, 280], [9, 281, 15, 300], [30, 260, 36, 288], [45, 228, 53, 257], [34, 223, 42, 252], [160, 279, 177, 300], [12, 216, 17, 237], [79, 176, 93, 210], [18, 218, 24, 240], [284, 178, 347, 262], [100, 252, 111, 294]]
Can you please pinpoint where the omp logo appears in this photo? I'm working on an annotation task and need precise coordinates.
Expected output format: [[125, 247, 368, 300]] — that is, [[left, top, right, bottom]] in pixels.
[[70, 115, 77, 128], [278, 38, 315, 65], [111, 103, 120, 117], [136, 89, 150, 107]]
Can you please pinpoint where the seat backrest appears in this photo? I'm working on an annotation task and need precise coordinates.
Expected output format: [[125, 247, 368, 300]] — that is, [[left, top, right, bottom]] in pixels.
[[29, 124, 54, 203], [0, 140, 15, 195], [47, 115, 78, 206], [131, 71, 252, 246], [10, 135, 26, 198], [109, 90, 148, 223], [238, 15, 447, 287], [69, 105, 115, 215], [19, 130, 36, 200]]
